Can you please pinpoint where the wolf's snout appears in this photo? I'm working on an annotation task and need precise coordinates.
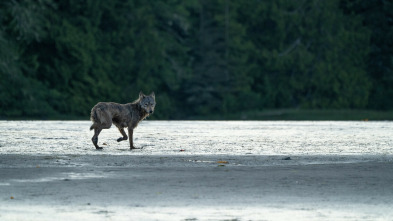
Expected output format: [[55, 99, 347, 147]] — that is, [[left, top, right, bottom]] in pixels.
[[149, 110, 154, 114]]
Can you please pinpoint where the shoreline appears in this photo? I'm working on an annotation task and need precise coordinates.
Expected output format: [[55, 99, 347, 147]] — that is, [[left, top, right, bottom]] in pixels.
[[1, 153, 392, 168], [2, 109, 393, 121]]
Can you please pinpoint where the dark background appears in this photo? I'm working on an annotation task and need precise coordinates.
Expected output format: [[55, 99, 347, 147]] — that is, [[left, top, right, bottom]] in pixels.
[[1, 0, 392, 120]]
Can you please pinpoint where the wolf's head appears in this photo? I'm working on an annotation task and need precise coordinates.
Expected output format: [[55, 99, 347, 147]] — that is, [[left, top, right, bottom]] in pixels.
[[139, 91, 156, 114]]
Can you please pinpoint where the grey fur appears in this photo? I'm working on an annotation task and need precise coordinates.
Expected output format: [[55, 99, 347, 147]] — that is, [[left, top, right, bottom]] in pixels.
[[90, 92, 156, 150]]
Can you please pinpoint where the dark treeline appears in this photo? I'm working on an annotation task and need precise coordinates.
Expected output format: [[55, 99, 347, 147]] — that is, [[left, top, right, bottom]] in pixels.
[[0, 0, 392, 119]]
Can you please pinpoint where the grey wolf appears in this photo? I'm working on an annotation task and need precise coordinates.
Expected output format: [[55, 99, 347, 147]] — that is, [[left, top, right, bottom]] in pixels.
[[90, 92, 156, 150]]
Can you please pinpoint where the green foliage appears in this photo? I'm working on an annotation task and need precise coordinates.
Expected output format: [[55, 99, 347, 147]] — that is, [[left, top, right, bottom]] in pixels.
[[341, 0, 393, 110], [239, 0, 371, 109], [0, 0, 391, 119]]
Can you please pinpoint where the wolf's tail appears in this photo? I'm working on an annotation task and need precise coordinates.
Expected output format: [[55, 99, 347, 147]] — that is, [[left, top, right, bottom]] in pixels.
[[90, 109, 98, 131]]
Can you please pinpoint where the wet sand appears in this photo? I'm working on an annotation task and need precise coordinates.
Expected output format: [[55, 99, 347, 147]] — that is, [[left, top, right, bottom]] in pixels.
[[1, 154, 393, 220]]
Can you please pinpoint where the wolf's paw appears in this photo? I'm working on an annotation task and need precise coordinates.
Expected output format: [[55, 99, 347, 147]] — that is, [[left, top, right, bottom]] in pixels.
[[96, 147, 103, 150], [117, 136, 128, 142]]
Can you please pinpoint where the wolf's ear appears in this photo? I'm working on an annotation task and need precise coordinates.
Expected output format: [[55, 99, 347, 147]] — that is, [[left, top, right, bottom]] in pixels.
[[150, 92, 155, 98], [139, 91, 145, 98]]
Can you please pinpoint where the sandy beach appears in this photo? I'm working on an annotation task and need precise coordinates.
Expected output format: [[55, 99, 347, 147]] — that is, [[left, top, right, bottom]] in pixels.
[[1, 154, 393, 220], [1, 121, 393, 220]]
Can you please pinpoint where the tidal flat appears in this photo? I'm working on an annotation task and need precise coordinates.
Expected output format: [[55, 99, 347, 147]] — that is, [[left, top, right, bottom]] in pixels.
[[0, 121, 392, 220]]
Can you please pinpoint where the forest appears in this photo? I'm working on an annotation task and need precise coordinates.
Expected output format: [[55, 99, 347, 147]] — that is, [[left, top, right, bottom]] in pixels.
[[0, 0, 392, 120]]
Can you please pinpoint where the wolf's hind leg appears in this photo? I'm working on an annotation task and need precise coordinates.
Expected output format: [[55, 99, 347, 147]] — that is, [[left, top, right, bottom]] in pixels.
[[92, 128, 103, 149], [117, 127, 128, 142]]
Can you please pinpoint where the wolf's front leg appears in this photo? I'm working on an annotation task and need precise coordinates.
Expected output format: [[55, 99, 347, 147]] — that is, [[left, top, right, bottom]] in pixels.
[[117, 128, 128, 142], [128, 128, 140, 150]]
